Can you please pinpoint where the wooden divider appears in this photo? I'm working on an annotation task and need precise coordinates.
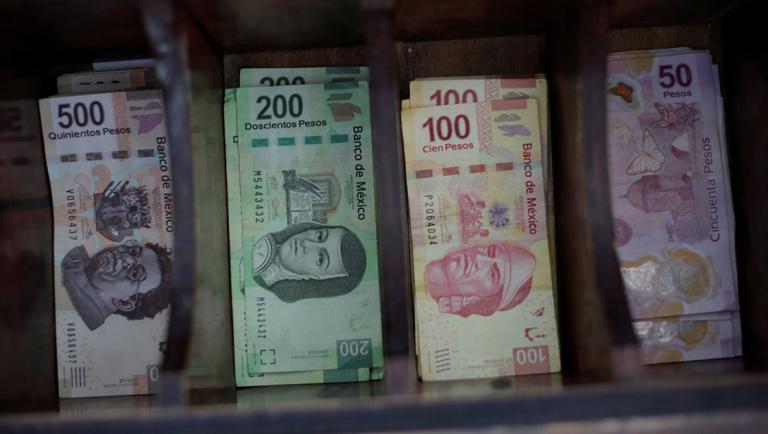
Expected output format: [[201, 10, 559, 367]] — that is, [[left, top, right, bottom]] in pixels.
[[549, 0, 640, 380], [364, 3, 415, 355], [722, 0, 768, 369]]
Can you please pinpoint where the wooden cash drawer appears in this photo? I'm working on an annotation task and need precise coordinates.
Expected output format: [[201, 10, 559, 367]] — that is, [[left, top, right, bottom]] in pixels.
[[1, 0, 767, 432]]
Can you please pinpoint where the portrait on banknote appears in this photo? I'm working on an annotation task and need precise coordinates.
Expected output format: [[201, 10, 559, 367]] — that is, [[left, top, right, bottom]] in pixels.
[[250, 222, 367, 303], [424, 242, 534, 317], [94, 180, 152, 242], [61, 241, 173, 330]]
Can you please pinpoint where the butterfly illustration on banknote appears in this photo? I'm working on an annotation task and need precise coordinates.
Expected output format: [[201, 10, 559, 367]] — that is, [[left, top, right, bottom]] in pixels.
[[609, 81, 634, 103], [607, 77, 640, 110], [625, 128, 666, 175], [652, 102, 699, 130]]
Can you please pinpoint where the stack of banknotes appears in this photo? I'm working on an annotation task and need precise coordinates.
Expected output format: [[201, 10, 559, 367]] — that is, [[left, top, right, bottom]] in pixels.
[[32, 47, 740, 398], [607, 48, 741, 364], [401, 76, 561, 381], [39, 66, 172, 397], [225, 67, 384, 386], [57, 66, 158, 96]]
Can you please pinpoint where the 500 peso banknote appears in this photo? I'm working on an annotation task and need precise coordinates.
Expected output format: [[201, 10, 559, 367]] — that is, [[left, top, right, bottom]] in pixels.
[[40, 90, 174, 397]]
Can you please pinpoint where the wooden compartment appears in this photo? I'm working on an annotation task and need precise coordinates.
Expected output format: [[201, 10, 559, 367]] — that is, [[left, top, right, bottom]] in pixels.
[[1, 0, 767, 432]]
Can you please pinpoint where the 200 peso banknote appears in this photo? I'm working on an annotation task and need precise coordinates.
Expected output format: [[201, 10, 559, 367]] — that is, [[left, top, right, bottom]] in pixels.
[[226, 81, 379, 386], [239, 67, 368, 88], [227, 67, 379, 385], [40, 90, 173, 397], [234, 82, 383, 381]]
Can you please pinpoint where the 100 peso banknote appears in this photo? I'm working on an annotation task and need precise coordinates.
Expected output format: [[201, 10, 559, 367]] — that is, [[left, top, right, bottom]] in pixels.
[[233, 81, 383, 382], [607, 50, 737, 320], [402, 98, 560, 381], [407, 75, 558, 323], [40, 90, 173, 397], [409, 76, 551, 192]]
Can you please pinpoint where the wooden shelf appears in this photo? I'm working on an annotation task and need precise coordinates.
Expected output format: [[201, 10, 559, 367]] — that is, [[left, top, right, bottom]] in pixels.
[[4, 357, 768, 432]]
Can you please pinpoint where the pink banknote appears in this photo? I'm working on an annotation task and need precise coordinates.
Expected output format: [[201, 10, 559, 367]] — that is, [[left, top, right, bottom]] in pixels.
[[607, 50, 737, 320]]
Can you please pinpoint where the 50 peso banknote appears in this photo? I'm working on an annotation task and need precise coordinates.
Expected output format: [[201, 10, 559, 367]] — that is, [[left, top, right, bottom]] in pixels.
[[234, 81, 383, 382], [402, 98, 560, 381], [607, 50, 737, 320], [40, 90, 174, 397], [634, 311, 741, 364]]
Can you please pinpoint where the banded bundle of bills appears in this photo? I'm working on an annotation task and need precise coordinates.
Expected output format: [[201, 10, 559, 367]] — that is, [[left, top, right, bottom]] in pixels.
[[607, 48, 740, 363], [40, 83, 173, 397], [402, 76, 560, 381], [226, 67, 384, 386], [57, 68, 159, 96]]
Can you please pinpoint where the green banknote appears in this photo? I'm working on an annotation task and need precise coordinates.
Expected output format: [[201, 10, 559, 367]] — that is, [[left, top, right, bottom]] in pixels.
[[224, 88, 249, 384], [239, 365, 374, 386], [227, 70, 382, 385], [232, 82, 383, 380], [227, 89, 377, 386], [239, 67, 368, 88]]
